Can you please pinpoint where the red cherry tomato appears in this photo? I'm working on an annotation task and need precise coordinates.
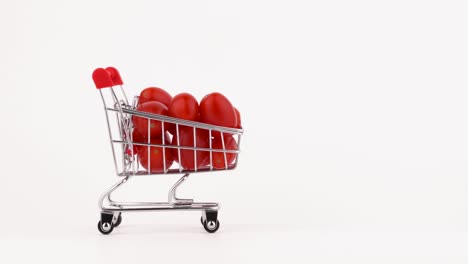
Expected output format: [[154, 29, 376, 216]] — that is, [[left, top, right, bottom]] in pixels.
[[234, 107, 241, 128], [139, 132, 173, 173], [134, 101, 168, 138], [210, 135, 238, 169], [168, 93, 199, 121], [167, 93, 199, 135], [199, 93, 237, 130], [138, 87, 172, 108], [172, 127, 210, 170]]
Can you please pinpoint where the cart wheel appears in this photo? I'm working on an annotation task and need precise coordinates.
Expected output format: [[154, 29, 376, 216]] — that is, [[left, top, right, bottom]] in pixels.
[[97, 221, 114, 235], [114, 213, 122, 227], [203, 219, 220, 233], [200, 216, 204, 226]]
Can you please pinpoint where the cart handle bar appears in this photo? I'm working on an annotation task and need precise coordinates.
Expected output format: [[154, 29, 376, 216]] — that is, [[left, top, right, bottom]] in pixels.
[[92, 67, 123, 89]]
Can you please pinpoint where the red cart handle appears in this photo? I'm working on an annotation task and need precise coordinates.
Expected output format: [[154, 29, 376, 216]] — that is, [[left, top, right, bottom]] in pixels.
[[92, 67, 123, 89]]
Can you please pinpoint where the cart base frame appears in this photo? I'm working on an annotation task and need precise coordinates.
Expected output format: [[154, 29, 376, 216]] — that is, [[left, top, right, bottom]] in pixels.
[[97, 173, 220, 234]]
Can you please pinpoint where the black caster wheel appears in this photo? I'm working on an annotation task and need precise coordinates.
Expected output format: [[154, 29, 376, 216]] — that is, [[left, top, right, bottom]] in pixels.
[[97, 221, 114, 235], [114, 213, 122, 227], [200, 216, 204, 226], [203, 219, 220, 233]]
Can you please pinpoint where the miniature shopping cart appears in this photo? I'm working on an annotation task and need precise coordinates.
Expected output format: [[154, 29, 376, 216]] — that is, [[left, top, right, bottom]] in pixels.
[[92, 67, 243, 234]]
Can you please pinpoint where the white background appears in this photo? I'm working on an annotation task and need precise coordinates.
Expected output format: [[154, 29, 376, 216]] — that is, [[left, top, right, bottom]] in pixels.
[[1, 0, 468, 263]]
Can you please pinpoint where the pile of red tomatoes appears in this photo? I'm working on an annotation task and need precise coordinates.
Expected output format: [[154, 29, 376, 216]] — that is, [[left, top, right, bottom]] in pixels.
[[130, 87, 241, 172]]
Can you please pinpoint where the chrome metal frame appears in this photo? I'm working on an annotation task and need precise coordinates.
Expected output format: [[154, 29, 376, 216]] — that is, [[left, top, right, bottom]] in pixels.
[[99, 174, 218, 213]]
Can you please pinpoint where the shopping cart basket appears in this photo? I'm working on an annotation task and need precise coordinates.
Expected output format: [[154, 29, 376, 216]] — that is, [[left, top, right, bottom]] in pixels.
[[92, 67, 243, 234]]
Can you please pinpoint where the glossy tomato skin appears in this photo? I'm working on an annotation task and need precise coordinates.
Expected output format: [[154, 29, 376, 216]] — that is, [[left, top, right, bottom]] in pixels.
[[133, 101, 168, 138], [234, 107, 241, 128], [210, 135, 238, 169], [167, 93, 199, 135], [199, 93, 237, 130], [139, 133, 173, 173], [138, 87, 172, 108], [172, 127, 210, 170], [168, 93, 199, 121], [131, 129, 146, 155]]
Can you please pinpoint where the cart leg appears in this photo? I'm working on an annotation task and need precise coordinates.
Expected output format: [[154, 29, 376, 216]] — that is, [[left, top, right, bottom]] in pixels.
[[99, 176, 130, 210], [168, 174, 194, 205], [97, 177, 130, 235], [202, 210, 220, 233]]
